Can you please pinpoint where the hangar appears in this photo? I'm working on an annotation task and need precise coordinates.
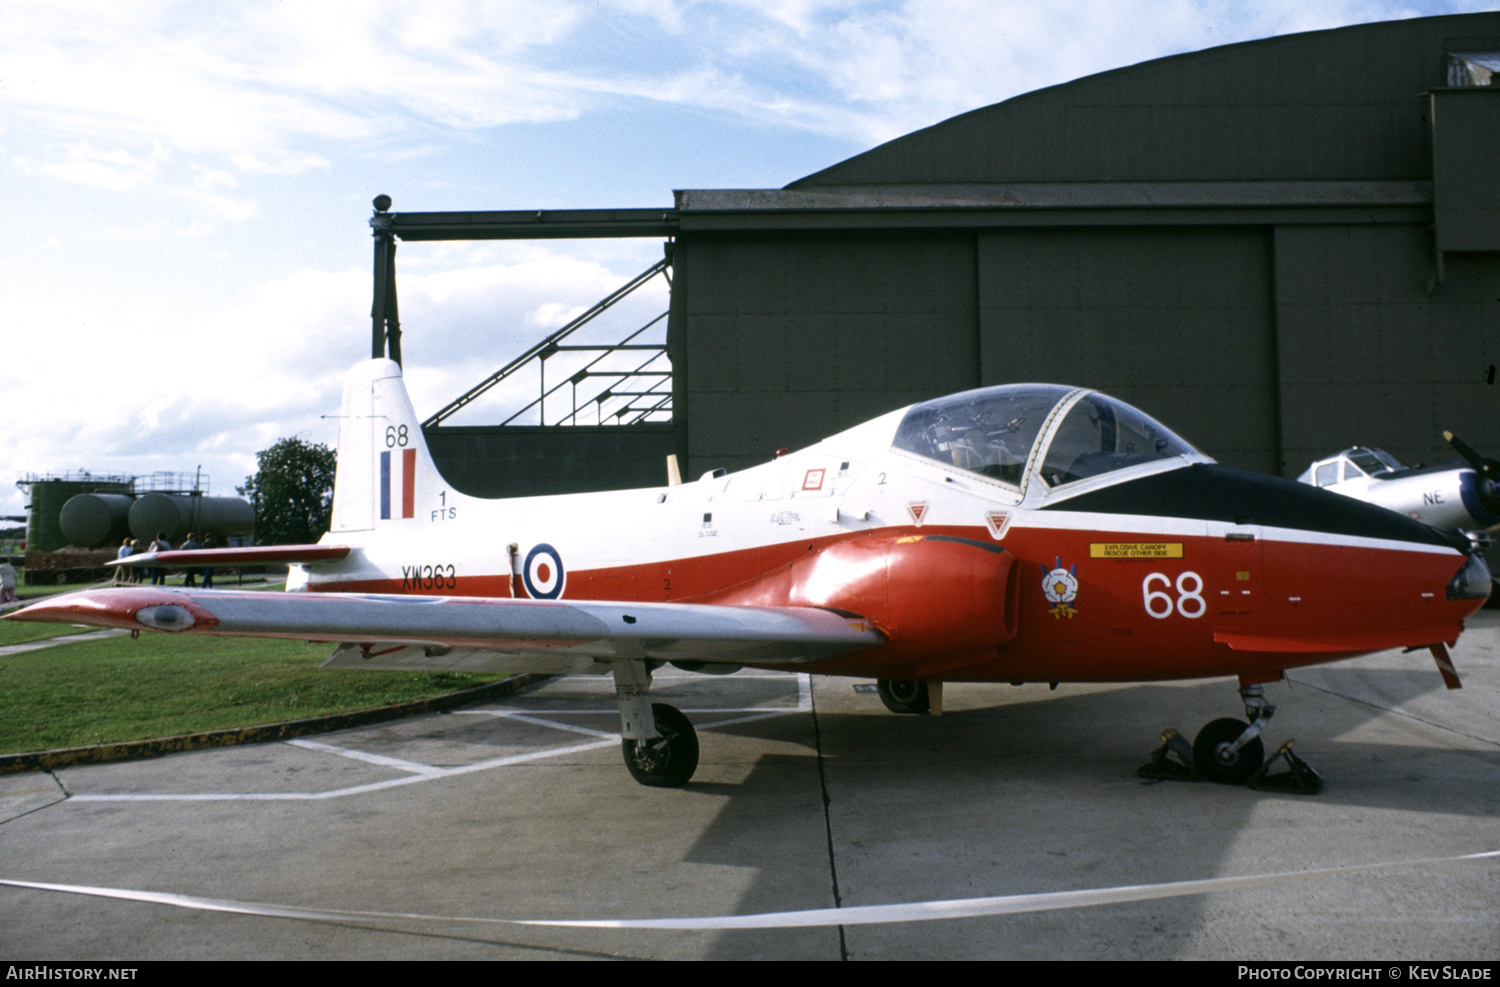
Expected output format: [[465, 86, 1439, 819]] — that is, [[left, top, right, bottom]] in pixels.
[[389, 12, 1500, 498]]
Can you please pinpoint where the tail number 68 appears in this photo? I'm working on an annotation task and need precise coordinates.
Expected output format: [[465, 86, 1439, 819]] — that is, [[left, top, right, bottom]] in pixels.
[[1143, 571, 1205, 619]]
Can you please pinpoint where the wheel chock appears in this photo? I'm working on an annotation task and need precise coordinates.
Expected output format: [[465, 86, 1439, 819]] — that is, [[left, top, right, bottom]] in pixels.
[[1137, 728, 1201, 782], [1246, 739, 1324, 795]]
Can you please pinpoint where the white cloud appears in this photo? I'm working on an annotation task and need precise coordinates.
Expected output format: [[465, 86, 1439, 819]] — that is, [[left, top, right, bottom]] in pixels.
[[0, 241, 669, 517], [4, 0, 1491, 519], [5, 0, 1486, 201], [19, 141, 170, 191]]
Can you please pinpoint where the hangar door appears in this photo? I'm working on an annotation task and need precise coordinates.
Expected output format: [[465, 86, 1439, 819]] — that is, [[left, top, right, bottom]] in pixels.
[[976, 227, 1279, 475]]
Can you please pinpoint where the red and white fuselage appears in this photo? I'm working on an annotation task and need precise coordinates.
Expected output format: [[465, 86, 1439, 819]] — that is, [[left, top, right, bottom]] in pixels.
[[291, 360, 1487, 686]]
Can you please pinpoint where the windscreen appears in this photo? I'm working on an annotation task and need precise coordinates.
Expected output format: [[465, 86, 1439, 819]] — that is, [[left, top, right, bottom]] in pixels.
[[1346, 448, 1401, 476], [1039, 393, 1198, 487], [893, 385, 1072, 486]]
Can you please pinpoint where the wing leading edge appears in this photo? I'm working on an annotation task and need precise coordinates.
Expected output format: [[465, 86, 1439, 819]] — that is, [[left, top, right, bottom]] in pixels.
[[6, 587, 886, 668], [110, 545, 351, 568]]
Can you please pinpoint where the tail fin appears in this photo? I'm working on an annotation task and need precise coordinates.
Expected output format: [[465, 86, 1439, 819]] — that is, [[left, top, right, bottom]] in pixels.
[[330, 359, 449, 533]]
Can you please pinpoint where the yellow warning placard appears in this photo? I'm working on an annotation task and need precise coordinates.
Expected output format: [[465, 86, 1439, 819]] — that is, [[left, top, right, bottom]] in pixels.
[[1089, 542, 1184, 559]]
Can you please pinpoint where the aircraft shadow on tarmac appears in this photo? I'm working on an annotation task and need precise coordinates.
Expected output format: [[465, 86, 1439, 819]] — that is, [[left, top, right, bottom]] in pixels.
[[701, 673, 1498, 813], [681, 672, 1498, 959]]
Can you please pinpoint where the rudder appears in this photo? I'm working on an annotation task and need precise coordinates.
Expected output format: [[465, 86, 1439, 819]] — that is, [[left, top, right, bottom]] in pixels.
[[330, 358, 448, 533]]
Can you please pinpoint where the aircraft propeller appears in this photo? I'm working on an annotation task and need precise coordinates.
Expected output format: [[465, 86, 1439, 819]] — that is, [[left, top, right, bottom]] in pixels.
[[1445, 430, 1500, 480], [1444, 430, 1500, 518]]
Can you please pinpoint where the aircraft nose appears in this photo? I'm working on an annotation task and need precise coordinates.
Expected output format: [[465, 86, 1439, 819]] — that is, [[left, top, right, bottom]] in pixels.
[[1446, 551, 1492, 602]]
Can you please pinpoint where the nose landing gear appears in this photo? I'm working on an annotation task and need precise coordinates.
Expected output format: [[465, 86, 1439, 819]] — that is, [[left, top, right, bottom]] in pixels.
[[1139, 683, 1322, 793], [1193, 684, 1273, 784], [1192, 716, 1265, 784]]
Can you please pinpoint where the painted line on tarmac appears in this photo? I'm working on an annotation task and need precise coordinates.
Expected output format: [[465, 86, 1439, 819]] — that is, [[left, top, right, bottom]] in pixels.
[[460, 706, 803, 716], [67, 738, 624, 802], [284, 738, 447, 776], [4, 849, 1496, 931], [468, 711, 621, 740], [66, 674, 813, 802]]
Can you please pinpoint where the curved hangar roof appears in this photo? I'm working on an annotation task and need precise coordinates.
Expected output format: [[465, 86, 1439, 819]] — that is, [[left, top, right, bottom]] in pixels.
[[788, 12, 1500, 188]]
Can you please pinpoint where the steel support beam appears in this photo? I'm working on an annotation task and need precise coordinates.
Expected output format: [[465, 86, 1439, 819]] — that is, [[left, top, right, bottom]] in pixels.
[[369, 195, 402, 364]]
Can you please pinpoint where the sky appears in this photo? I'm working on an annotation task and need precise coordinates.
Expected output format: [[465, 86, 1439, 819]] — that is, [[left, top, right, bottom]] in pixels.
[[3, 0, 1493, 521]]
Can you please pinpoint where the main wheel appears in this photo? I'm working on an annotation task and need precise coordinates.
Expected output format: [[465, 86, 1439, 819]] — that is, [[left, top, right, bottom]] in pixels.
[[1192, 717, 1265, 784], [621, 702, 699, 787], [876, 679, 930, 715]]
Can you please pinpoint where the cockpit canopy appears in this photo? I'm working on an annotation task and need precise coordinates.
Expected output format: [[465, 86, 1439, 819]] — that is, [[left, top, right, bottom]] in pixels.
[[892, 385, 1200, 490], [1301, 446, 1403, 487]]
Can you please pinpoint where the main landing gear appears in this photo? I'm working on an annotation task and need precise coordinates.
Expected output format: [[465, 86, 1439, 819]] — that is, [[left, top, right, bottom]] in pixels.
[[1139, 683, 1323, 794], [876, 678, 930, 714], [613, 659, 699, 787]]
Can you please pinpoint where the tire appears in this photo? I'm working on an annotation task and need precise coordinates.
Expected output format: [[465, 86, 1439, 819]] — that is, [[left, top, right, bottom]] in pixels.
[[1192, 717, 1265, 784], [876, 679, 930, 715], [621, 702, 699, 787]]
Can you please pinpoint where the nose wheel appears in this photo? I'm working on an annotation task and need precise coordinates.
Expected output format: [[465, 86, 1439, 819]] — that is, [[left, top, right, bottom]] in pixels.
[[1139, 684, 1322, 793], [1192, 717, 1265, 784]]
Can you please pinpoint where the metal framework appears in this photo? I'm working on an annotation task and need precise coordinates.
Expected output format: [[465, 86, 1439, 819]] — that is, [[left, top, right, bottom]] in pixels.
[[365, 195, 676, 429], [421, 259, 672, 428], [16, 471, 210, 495]]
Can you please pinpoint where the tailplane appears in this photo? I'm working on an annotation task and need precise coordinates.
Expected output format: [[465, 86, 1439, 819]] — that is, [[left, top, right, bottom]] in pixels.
[[330, 359, 449, 533]]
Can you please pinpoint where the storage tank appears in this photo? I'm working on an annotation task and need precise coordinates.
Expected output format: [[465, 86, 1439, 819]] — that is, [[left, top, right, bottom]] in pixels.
[[128, 494, 255, 543], [24, 479, 133, 552], [58, 493, 135, 548]]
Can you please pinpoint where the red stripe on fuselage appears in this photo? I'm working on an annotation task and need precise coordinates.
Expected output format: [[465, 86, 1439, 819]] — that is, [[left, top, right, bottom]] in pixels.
[[310, 524, 1478, 684]]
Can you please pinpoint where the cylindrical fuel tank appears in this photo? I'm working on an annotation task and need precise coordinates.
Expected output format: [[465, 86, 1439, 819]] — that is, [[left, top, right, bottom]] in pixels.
[[128, 494, 255, 543], [25, 480, 132, 551], [59, 493, 135, 548]]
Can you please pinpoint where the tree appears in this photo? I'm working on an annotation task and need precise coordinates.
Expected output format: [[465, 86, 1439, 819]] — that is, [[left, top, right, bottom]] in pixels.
[[238, 438, 338, 546]]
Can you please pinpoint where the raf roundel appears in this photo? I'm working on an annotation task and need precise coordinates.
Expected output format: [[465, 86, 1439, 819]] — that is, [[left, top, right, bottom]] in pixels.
[[522, 544, 566, 600]]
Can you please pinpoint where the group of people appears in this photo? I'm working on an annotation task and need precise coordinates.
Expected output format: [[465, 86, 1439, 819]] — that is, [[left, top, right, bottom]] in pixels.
[[114, 532, 216, 588]]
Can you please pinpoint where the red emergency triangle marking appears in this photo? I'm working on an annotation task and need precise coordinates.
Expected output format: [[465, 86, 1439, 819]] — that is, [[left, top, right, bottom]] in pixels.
[[985, 511, 1011, 539], [907, 501, 928, 525]]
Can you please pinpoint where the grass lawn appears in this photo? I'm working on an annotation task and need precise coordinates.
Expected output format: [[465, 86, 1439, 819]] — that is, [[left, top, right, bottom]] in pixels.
[[0, 630, 504, 754], [0, 621, 100, 647]]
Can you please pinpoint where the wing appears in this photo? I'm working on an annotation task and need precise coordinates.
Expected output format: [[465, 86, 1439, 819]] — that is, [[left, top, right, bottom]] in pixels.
[[5, 587, 885, 673], [111, 545, 351, 567]]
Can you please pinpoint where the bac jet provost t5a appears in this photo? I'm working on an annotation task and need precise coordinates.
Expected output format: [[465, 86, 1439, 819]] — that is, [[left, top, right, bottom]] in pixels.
[[11, 359, 1491, 787]]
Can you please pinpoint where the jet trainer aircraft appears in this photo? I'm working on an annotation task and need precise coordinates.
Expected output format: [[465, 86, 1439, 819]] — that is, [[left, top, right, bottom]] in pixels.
[[11, 359, 1491, 788]]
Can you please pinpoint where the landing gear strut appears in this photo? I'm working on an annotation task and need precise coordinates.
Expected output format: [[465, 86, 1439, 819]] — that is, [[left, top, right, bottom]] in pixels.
[[613, 659, 699, 787], [1139, 683, 1322, 793]]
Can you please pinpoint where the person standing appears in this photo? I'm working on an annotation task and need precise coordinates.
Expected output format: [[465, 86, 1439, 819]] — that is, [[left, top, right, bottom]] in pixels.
[[0, 557, 16, 604], [180, 532, 200, 587], [114, 538, 134, 585], [200, 532, 215, 589], [149, 532, 171, 586]]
